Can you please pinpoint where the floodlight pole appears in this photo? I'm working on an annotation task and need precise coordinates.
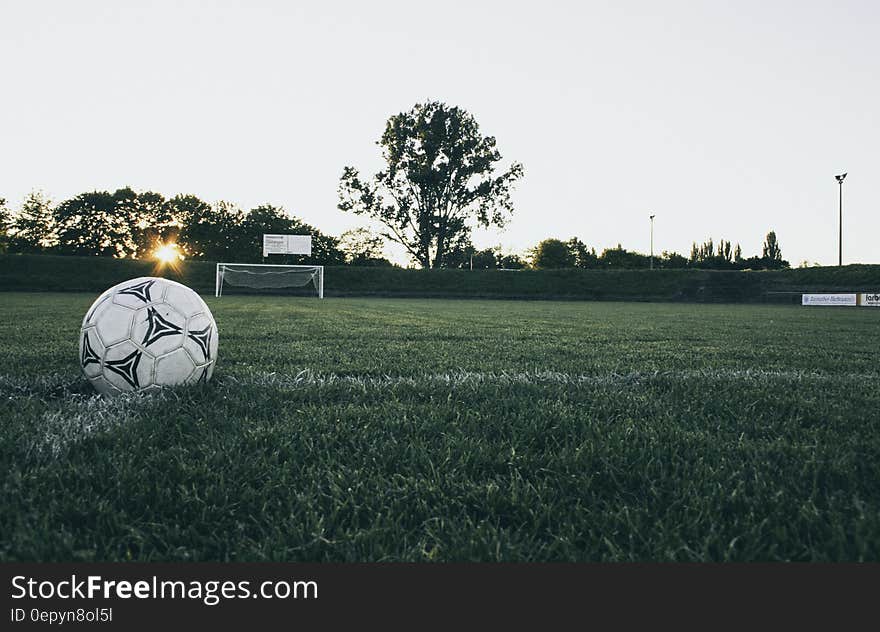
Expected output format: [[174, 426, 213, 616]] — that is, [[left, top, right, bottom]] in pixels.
[[649, 214, 655, 270], [835, 173, 846, 266]]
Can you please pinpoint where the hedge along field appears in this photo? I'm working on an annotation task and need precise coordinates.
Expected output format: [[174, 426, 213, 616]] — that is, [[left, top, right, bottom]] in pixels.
[[2, 253, 879, 302], [0, 293, 879, 561]]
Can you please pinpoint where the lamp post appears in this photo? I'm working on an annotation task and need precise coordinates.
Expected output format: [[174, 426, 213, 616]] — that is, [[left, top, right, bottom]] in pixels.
[[649, 214, 655, 269], [834, 173, 846, 266]]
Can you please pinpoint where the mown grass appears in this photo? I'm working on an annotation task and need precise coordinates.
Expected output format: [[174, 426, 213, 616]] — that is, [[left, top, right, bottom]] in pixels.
[[1, 293, 878, 561]]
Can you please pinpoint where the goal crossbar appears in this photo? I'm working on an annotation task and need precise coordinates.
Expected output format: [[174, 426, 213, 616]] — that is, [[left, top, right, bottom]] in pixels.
[[215, 263, 324, 298]]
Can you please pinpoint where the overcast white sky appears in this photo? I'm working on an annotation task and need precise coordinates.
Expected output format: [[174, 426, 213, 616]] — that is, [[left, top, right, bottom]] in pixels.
[[1, 0, 877, 265]]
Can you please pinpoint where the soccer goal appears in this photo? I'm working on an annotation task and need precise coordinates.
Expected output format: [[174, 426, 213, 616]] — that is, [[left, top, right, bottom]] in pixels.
[[215, 263, 324, 298]]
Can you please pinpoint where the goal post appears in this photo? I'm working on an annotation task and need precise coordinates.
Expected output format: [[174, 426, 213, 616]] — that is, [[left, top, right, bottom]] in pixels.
[[215, 263, 324, 298]]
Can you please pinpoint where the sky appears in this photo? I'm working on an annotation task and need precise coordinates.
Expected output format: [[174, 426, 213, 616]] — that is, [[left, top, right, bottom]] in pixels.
[[1, 0, 878, 266]]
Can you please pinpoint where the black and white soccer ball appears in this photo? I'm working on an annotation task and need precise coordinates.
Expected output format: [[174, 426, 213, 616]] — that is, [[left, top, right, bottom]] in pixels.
[[79, 277, 219, 395]]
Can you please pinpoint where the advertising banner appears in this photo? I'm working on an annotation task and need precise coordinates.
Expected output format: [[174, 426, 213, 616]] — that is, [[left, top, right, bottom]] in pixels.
[[801, 294, 857, 306], [263, 234, 312, 257]]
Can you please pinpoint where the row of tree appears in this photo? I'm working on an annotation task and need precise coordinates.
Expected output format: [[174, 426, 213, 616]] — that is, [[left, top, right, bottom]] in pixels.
[[0, 101, 789, 270], [0, 190, 390, 266], [525, 233, 788, 270], [0, 191, 788, 270]]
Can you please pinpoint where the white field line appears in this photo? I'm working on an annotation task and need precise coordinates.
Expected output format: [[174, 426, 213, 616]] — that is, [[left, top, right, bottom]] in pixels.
[[2, 368, 875, 401], [3, 368, 875, 458], [33, 394, 145, 458], [0, 372, 82, 397], [0, 373, 158, 458], [0, 369, 880, 400], [222, 368, 880, 390]]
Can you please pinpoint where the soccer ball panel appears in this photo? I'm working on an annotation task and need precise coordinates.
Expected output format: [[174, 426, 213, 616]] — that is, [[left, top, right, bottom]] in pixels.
[[154, 348, 197, 386], [111, 278, 162, 309], [183, 314, 217, 364], [132, 303, 186, 357], [164, 281, 209, 318], [186, 363, 210, 385], [103, 341, 153, 392], [80, 328, 105, 379], [208, 323, 219, 363], [93, 303, 135, 347]]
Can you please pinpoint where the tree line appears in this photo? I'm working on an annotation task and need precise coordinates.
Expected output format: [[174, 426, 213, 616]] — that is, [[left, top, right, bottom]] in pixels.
[[522, 232, 788, 270], [0, 190, 789, 270], [0, 100, 789, 270], [0, 189, 389, 266]]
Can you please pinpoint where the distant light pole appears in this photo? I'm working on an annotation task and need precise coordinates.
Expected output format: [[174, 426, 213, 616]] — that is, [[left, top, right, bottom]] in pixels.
[[649, 214, 656, 269], [835, 173, 847, 266]]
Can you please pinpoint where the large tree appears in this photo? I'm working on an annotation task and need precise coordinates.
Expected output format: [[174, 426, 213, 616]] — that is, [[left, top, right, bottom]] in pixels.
[[117, 188, 180, 258], [338, 101, 523, 268], [599, 244, 649, 269], [8, 191, 56, 253], [497, 252, 526, 270], [531, 238, 573, 269], [660, 251, 688, 269], [567, 237, 598, 268], [53, 191, 122, 256], [54, 188, 170, 257], [761, 230, 787, 268], [689, 237, 741, 270], [176, 197, 244, 261]]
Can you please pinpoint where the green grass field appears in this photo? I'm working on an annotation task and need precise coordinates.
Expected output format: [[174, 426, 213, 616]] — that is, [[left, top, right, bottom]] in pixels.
[[1, 292, 878, 561]]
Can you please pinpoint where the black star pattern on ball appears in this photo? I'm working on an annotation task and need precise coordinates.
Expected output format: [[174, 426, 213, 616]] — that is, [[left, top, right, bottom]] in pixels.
[[118, 280, 156, 303], [81, 332, 101, 367], [187, 325, 213, 361], [142, 307, 183, 348], [105, 349, 142, 389]]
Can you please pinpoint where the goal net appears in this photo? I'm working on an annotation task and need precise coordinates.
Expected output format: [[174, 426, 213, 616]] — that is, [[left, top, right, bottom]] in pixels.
[[215, 263, 324, 298]]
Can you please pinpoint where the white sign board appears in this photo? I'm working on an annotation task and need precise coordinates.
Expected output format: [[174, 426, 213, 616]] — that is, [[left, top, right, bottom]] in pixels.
[[801, 293, 857, 306], [861, 293, 880, 307], [263, 234, 312, 257]]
